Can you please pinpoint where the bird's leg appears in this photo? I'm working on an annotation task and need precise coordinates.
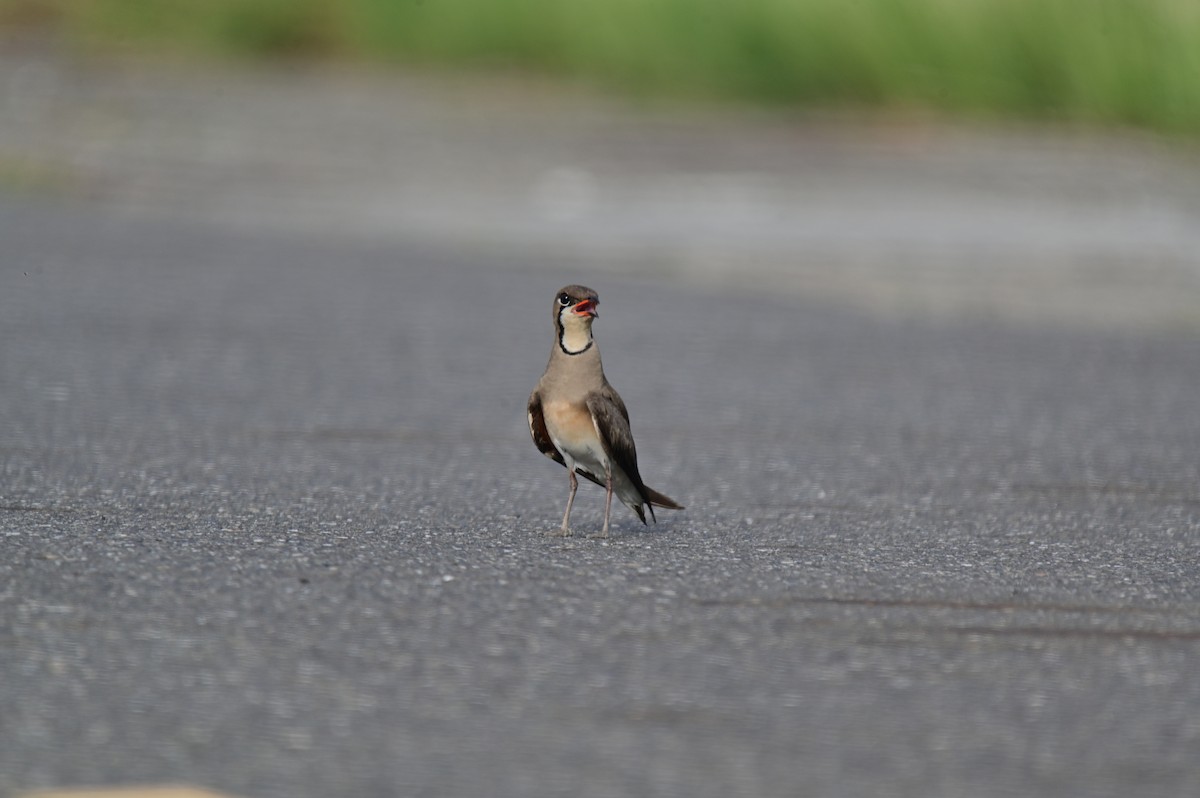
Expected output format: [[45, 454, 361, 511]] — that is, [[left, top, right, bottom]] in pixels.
[[554, 469, 578, 536], [596, 466, 614, 539]]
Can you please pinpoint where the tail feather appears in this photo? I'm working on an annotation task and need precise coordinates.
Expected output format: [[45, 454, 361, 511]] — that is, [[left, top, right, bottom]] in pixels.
[[645, 486, 684, 511]]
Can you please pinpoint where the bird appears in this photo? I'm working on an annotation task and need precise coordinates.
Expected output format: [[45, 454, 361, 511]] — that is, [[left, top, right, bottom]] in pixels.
[[527, 284, 683, 537]]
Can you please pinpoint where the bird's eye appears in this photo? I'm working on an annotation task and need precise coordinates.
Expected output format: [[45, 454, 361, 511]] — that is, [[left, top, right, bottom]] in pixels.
[[558, 293, 571, 306]]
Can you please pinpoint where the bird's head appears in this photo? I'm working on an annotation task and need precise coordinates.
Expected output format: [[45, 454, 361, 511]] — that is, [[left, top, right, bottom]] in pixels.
[[553, 284, 599, 354]]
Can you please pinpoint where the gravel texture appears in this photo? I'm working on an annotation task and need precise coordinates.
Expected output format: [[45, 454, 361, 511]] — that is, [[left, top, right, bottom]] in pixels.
[[4, 196, 1200, 798]]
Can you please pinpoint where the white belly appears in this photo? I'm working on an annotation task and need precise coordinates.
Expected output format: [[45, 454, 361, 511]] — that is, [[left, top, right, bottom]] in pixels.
[[544, 400, 642, 510], [547, 418, 609, 480]]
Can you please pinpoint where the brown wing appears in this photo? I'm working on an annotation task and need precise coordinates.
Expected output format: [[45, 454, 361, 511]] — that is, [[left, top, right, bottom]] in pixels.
[[528, 389, 606, 488], [586, 386, 685, 515], [527, 390, 563, 465], [586, 387, 651, 504]]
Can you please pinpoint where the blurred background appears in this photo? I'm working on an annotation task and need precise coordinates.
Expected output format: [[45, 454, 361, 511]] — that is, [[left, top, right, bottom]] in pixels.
[[5, 4, 1200, 798], [1, 0, 1199, 328]]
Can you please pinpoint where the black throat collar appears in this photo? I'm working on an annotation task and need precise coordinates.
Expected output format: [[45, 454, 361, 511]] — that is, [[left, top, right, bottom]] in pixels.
[[556, 317, 594, 356]]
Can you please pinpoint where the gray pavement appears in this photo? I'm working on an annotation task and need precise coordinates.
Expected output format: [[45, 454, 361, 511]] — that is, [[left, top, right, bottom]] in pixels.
[[3, 53, 1200, 798]]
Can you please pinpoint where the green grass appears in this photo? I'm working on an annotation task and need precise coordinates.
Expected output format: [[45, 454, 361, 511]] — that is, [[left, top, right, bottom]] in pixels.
[[5, 0, 1200, 135]]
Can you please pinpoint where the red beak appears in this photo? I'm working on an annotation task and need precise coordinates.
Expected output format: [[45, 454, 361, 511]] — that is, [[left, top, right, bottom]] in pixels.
[[573, 299, 597, 317]]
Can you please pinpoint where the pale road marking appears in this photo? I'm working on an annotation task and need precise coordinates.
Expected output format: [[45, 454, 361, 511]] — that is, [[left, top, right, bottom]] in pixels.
[[18, 786, 239, 798]]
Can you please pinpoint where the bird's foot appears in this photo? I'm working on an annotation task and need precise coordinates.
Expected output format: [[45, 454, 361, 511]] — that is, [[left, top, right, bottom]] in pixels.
[[547, 526, 573, 537]]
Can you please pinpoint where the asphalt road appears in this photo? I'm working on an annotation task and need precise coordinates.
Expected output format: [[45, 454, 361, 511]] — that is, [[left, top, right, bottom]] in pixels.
[[3, 188, 1200, 798]]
